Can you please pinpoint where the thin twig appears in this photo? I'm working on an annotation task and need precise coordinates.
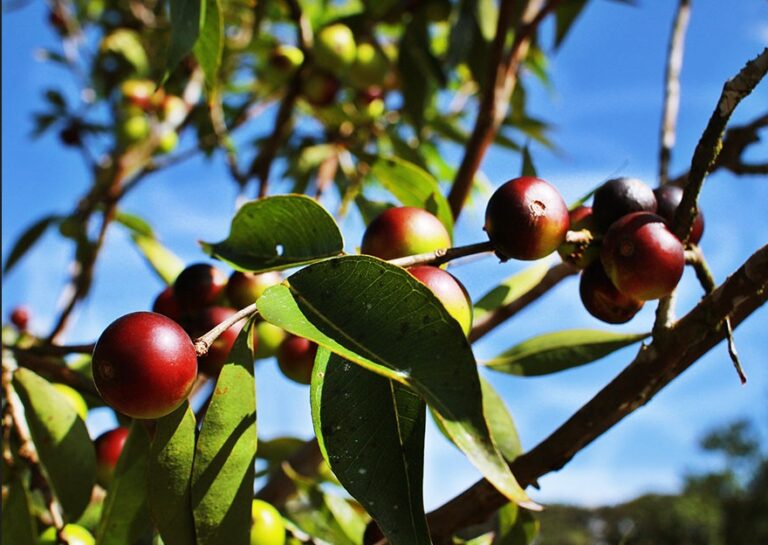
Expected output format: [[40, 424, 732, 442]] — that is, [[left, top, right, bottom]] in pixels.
[[658, 0, 691, 185], [194, 304, 259, 356], [388, 241, 496, 269]]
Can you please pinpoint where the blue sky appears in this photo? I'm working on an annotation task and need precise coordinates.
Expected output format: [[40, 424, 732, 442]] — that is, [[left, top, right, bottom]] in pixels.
[[3, 1, 767, 511]]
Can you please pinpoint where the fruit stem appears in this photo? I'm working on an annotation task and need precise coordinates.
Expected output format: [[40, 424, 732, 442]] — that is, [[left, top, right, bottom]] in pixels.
[[387, 241, 496, 268], [193, 302, 259, 356]]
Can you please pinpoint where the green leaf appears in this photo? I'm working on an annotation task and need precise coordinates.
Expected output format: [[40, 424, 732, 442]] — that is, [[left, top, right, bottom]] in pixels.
[[2, 473, 36, 545], [495, 502, 540, 544], [191, 326, 257, 545], [284, 486, 358, 545], [13, 368, 96, 520], [312, 349, 431, 545], [369, 156, 454, 237], [520, 145, 537, 178], [96, 422, 153, 545], [475, 0, 499, 41], [115, 210, 154, 238], [430, 377, 522, 463], [321, 490, 367, 544], [257, 256, 537, 509], [194, 0, 224, 88], [166, 0, 202, 77], [3, 215, 61, 274], [473, 262, 550, 322], [131, 234, 185, 285], [148, 402, 197, 545], [200, 195, 344, 273], [398, 17, 442, 129], [484, 330, 650, 376], [554, 0, 589, 50]]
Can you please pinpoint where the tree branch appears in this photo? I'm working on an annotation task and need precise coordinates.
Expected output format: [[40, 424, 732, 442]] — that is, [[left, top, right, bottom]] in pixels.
[[658, 0, 691, 186], [427, 244, 768, 540]]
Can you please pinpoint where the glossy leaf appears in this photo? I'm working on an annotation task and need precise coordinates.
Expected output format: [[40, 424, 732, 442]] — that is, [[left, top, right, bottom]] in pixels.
[[257, 256, 536, 509], [495, 502, 540, 544], [312, 349, 431, 545], [475, 0, 499, 41], [191, 325, 257, 545], [430, 377, 522, 463], [200, 195, 344, 272], [13, 368, 96, 520], [148, 402, 197, 545], [194, 0, 224, 88], [166, 0, 202, 77], [2, 473, 36, 545], [284, 487, 358, 545], [369, 156, 454, 237], [484, 330, 649, 376], [96, 422, 153, 545], [473, 262, 550, 322], [115, 210, 154, 237], [3, 214, 61, 274], [131, 234, 185, 285]]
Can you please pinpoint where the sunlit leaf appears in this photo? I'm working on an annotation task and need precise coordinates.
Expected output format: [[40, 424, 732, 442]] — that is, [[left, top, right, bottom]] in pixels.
[[191, 326, 257, 545], [13, 369, 96, 520], [166, 0, 202, 77], [484, 330, 649, 376], [201, 195, 344, 273], [312, 349, 432, 545], [473, 262, 550, 322], [194, 0, 224, 88], [148, 402, 197, 545], [495, 502, 540, 544], [257, 256, 536, 509], [131, 234, 185, 285]]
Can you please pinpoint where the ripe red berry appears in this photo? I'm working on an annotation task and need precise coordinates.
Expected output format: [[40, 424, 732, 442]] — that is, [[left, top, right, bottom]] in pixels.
[[601, 212, 685, 301], [408, 266, 473, 335], [10, 306, 30, 330], [277, 335, 317, 385], [92, 312, 198, 419], [173, 263, 227, 315], [579, 260, 644, 324], [484, 176, 570, 261], [653, 185, 704, 245], [592, 177, 657, 231], [94, 427, 130, 487], [152, 286, 181, 322], [184, 306, 247, 376], [361, 207, 451, 261]]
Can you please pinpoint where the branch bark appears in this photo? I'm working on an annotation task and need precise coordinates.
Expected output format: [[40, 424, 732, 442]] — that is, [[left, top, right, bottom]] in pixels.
[[427, 244, 768, 540]]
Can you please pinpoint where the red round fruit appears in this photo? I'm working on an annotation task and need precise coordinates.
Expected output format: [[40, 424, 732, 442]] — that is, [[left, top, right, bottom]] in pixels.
[[184, 306, 246, 376], [152, 286, 181, 322], [361, 207, 451, 261], [226, 271, 282, 309], [277, 335, 317, 385], [592, 177, 657, 231], [601, 212, 685, 301], [173, 263, 227, 314], [579, 260, 644, 324], [94, 427, 130, 487], [303, 71, 341, 107], [484, 176, 570, 261], [10, 305, 30, 330], [91, 312, 198, 419], [363, 521, 385, 545], [653, 185, 704, 245], [407, 266, 473, 335]]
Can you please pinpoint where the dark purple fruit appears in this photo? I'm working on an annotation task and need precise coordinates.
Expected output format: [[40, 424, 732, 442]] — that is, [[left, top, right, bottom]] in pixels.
[[152, 286, 181, 322], [579, 260, 644, 324], [484, 176, 570, 261], [592, 177, 657, 231], [653, 185, 704, 245], [601, 212, 685, 301], [277, 335, 317, 385], [173, 263, 227, 315]]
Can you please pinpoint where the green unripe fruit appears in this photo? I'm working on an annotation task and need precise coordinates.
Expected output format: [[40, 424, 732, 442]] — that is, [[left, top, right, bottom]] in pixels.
[[119, 115, 150, 143], [250, 499, 286, 545], [226, 271, 282, 309], [349, 42, 389, 89], [38, 524, 95, 545], [253, 321, 286, 360], [361, 207, 451, 261], [408, 266, 473, 335], [157, 129, 179, 154], [313, 24, 356, 72], [52, 383, 88, 420], [265, 44, 304, 84], [161, 95, 187, 125], [120, 79, 161, 110]]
